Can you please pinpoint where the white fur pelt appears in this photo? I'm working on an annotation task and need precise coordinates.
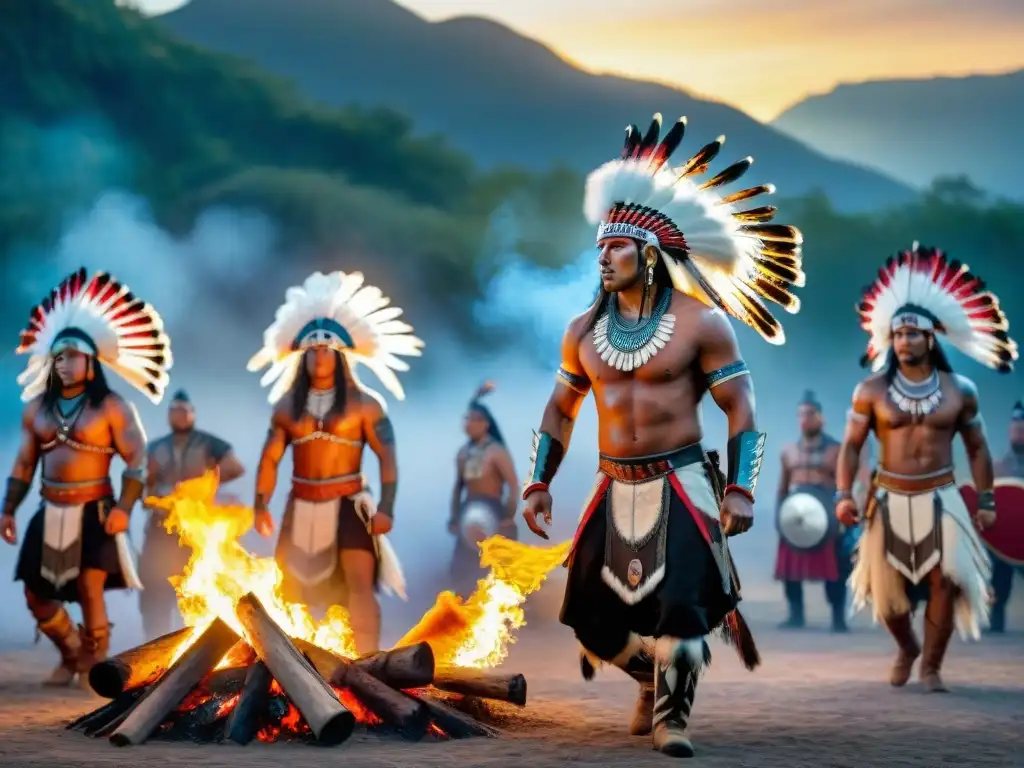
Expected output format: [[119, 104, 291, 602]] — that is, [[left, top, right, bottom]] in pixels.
[[352, 490, 407, 601], [850, 485, 992, 639]]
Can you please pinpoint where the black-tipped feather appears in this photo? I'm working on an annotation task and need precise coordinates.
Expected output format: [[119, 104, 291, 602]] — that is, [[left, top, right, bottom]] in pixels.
[[649, 117, 686, 172], [638, 114, 662, 156], [699, 157, 753, 190], [731, 205, 777, 223], [679, 137, 724, 178], [621, 124, 641, 159], [740, 224, 803, 244]]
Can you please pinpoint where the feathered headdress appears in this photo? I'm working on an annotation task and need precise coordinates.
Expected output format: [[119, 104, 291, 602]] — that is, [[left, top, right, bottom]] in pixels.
[[247, 271, 424, 403], [857, 243, 1017, 373], [584, 113, 805, 344], [798, 389, 821, 411], [467, 380, 504, 445], [16, 268, 173, 404]]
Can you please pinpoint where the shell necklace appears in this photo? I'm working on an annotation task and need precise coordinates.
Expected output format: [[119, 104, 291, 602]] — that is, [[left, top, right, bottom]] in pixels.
[[593, 289, 675, 372], [888, 370, 942, 417]]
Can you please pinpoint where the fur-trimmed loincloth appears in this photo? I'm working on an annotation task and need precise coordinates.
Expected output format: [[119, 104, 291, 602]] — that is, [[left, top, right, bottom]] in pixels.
[[850, 483, 991, 638]]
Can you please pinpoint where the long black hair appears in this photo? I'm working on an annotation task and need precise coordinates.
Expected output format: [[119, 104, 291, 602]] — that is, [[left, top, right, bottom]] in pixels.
[[883, 334, 953, 382], [289, 348, 349, 421], [42, 356, 112, 409], [465, 382, 505, 446], [582, 239, 673, 335]]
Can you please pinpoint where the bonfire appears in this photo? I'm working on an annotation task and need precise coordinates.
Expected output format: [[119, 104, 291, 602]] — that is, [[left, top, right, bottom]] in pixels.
[[68, 471, 570, 746]]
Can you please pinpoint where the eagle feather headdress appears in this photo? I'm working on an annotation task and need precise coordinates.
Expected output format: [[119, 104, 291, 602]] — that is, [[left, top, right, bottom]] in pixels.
[[857, 243, 1017, 373], [247, 271, 424, 403], [584, 113, 805, 344], [16, 268, 173, 403]]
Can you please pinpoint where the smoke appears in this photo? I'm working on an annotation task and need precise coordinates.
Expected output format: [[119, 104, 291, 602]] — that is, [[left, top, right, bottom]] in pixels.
[[0, 121, 603, 649]]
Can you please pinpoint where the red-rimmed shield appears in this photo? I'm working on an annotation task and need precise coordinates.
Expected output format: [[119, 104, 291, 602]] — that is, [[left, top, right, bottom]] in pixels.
[[959, 477, 1024, 565]]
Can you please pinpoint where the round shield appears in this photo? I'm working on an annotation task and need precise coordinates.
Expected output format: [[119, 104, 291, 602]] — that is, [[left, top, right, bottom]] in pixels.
[[959, 477, 1024, 565], [459, 499, 501, 548], [776, 484, 838, 551]]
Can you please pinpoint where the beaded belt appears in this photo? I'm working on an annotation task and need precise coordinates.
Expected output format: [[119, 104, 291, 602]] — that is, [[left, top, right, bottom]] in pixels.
[[876, 466, 955, 494], [598, 444, 705, 484]]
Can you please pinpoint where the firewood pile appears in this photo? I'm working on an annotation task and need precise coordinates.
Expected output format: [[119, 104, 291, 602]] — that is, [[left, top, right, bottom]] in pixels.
[[67, 593, 527, 746]]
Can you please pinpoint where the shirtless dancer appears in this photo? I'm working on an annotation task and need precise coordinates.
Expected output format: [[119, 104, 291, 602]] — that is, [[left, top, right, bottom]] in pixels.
[[775, 390, 870, 631], [522, 114, 805, 756], [837, 244, 1016, 691], [0, 269, 172, 685], [449, 382, 519, 591], [140, 389, 245, 638], [248, 271, 423, 654]]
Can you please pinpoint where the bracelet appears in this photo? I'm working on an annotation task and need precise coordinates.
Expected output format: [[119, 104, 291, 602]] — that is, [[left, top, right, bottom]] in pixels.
[[834, 489, 853, 504], [724, 484, 754, 503], [522, 482, 549, 500], [977, 489, 995, 512]]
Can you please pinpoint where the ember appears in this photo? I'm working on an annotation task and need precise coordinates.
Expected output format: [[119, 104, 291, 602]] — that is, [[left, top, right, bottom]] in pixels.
[[67, 472, 560, 747], [69, 593, 517, 745]]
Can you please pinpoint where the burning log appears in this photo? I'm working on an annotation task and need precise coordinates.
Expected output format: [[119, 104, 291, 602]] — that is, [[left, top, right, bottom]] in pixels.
[[67, 686, 150, 736], [109, 618, 239, 747], [432, 667, 527, 706], [406, 691, 499, 739], [89, 627, 195, 698], [235, 594, 355, 746], [355, 643, 436, 689], [293, 638, 429, 740], [295, 640, 435, 691], [225, 661, 273, 745]]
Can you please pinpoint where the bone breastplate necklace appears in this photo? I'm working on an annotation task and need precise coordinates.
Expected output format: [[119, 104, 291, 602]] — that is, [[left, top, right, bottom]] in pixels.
[[888, 370, 942, 417], [306, 387, 335, 425], [593, 289, 675, 372]]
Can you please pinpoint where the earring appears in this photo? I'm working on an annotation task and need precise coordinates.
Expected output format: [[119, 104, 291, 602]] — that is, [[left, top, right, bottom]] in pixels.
[[645, 261, 655, 286]]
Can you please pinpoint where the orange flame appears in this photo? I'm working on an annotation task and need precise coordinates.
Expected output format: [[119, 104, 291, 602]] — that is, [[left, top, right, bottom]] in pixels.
[[146, 471, 570, 668]]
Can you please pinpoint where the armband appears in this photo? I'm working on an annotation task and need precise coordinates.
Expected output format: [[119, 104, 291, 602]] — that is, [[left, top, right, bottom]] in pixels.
[[726, 431, 766, 500], [117, 469, 146, 514], [556, 366, 590, 394], [977, 489, 995, 512], [522, 430, 565, 500], [2, 477, 30, 518], [846, 409, 869, 424], [706, 361, 749, 390], [379, 481, 397, 518]]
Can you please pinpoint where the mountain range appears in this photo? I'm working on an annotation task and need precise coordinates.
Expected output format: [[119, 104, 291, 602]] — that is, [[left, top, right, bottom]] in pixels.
[[773, 70, 1023, 201], [157, 0, 914, 212]]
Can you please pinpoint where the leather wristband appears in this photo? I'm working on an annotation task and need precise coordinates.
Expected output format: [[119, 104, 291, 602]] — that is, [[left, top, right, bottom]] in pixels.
[[977, 489, 996, 512], [522, 482, 549, 500], [522, 431, 564, 501], [2, 477, 30, 518], [723, 484, 754, 503], [726, 431, 766, 501], [378, 482, 396, 519]]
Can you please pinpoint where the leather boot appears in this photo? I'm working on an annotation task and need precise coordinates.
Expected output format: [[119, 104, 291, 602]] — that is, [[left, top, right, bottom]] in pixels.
[[584, 634, 656, 736], [825, 580, 848, 633], [37, 607, 81, 687], [77, 624, 111, 689], [920, 577, 955, 693], [882, 612, 920, 687], [651, 637, 708, 758], [779, 581, 805, 629], [615, 652, 655, 737]]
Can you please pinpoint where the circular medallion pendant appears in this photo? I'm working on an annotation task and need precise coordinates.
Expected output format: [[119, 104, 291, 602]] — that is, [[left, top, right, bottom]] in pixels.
[[627, 558, 644, 587]]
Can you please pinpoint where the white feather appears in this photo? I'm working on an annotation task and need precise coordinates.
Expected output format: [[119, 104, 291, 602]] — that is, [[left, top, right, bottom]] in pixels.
[[250, 271, 424, 403]]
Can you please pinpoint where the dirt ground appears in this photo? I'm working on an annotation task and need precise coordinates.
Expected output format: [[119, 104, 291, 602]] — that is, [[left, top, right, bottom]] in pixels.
[[1, 591, 1022, 768]]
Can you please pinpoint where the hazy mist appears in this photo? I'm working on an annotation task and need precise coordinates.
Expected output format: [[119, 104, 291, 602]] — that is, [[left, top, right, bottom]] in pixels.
[[1, 121, 1019, 649]]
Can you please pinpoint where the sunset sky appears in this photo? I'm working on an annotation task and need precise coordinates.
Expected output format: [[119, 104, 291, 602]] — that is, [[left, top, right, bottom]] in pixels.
[[136, 0, 1024, 121]]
